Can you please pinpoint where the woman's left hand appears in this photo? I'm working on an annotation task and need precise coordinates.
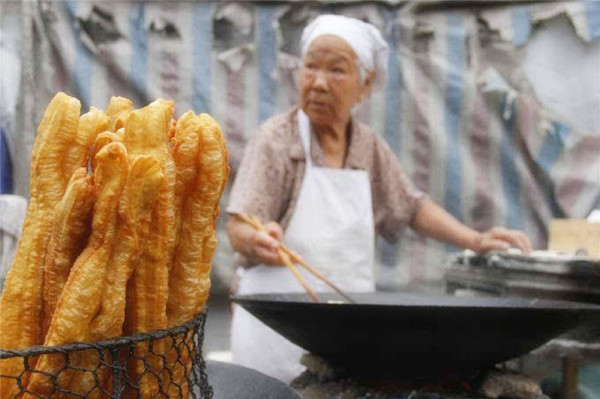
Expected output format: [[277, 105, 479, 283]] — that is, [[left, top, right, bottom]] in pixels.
[[474, 227, 532, 253]]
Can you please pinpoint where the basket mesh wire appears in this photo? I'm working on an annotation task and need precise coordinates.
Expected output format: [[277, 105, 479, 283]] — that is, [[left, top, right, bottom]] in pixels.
[[0, 311, 213, 398]]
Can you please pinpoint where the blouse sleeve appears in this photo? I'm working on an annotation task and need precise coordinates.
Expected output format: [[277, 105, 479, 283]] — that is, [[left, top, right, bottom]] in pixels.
[[371, 136, 427, 242], [226, 125, 290, 224]]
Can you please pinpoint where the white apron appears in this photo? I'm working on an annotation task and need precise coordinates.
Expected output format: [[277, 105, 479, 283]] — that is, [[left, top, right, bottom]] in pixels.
[[231, 110, 375, 383]]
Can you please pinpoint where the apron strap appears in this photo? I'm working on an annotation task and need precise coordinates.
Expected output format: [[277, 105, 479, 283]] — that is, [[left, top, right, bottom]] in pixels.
[[297, 109, 313, 168]]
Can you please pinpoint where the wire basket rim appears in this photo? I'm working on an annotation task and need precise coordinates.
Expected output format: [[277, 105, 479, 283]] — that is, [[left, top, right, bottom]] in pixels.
[[0, 309, 208, 360]]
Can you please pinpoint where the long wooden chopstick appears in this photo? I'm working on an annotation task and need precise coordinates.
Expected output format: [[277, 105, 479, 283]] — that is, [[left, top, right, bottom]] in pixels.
[[235, 213, 355, 303], [282, 248, 355, 303], [278, 249, 321, 302]]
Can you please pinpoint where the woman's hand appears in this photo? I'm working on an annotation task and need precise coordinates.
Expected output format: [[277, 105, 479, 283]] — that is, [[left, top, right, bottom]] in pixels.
[[473, 226, 532, 253], [411, 200, 533, 254], [227, 215, 285, 266], [248, 222, 284, 266]]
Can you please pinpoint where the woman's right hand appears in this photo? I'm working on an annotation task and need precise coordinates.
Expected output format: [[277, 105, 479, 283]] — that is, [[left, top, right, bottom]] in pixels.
[[248, 221, 284, 266], [227, 214, 285, 266]]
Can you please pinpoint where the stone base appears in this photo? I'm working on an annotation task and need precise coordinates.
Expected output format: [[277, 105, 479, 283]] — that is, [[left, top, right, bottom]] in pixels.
[[291, 354, 546, 399]]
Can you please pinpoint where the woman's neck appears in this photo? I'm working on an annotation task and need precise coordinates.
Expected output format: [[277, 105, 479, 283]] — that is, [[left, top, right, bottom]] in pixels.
[[313, 119, 350, 169]]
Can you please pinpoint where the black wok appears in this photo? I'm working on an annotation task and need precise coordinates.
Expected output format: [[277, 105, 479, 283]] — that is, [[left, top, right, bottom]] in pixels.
[[233, 293, 600, 377]]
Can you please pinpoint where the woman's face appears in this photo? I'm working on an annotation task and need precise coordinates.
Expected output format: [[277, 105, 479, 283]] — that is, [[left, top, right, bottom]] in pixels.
[[300, 35, 371, 127]]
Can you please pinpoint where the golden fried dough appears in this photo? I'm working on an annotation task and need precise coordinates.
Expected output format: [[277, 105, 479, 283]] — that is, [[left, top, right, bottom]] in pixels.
[[171, 111, 202, 248], [67, 156, 164, 395], [1, 93, 229, 396], [162, 110, 203, 395], [42, 168, 95, 336], [28, 93, 80, 199], [65, 107, 109, 176], [167, 113, 229, 325], [26, 142, 129, 396], [90, 156, 163, 340], [106, 96, 134, 131], [0, 92, 81, 396], [123, 99, 175, 334], [166, 113, 229, 396], [91, 131, 123, 172], [123, 99, 176, 396]]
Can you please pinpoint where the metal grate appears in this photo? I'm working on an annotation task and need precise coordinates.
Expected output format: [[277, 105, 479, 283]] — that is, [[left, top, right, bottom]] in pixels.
[[1, 311, 213, 398]]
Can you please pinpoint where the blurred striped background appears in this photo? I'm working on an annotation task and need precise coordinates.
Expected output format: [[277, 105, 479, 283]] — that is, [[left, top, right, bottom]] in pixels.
[[4, 0, 599, 289]]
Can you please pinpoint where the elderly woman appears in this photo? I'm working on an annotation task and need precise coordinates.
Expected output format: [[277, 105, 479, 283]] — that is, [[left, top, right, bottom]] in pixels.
[[226, 15, 532, 382]]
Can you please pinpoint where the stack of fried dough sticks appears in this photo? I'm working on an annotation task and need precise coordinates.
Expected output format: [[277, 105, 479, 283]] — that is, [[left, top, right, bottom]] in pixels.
[[0, 93, 229, 397]]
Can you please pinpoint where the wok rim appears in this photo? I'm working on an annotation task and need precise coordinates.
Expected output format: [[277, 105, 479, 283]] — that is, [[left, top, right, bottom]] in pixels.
[[232, 292, 600, 313]]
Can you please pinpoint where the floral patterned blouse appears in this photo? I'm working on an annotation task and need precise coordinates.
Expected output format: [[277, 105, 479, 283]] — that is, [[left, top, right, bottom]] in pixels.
[[227, 107, 426, 260]]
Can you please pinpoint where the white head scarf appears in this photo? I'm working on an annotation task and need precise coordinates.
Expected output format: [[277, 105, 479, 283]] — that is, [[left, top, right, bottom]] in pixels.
[[300, 14, 389, 92]]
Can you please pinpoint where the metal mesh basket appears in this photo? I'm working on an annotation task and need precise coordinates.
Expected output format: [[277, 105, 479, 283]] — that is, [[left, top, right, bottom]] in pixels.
[[0, 311, 213, 398]]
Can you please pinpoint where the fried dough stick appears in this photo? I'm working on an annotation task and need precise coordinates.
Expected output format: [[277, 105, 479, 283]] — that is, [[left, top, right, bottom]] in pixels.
[[41, 106, 109, 338], [123, 99, 176, 397], [65, 156, 164, 397], [91, 131, 123, 172], [195, 115, 229, 310], [0, 93, 83, 395], [90, 155, 163, 342], [167, 113, 228, 325], [25, 143, 129, 397], [64, 107, 109, 175], [41, 168, 95, 336], [166, 114, 229, 395], [159, 111, 202, 396], [171, 111, 202, 248], [106, 96, 133, 132], [37, 105, 110, 335]]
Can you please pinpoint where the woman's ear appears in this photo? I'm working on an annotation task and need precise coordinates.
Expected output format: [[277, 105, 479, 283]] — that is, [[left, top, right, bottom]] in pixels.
[[361, 70, 376, 99]]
